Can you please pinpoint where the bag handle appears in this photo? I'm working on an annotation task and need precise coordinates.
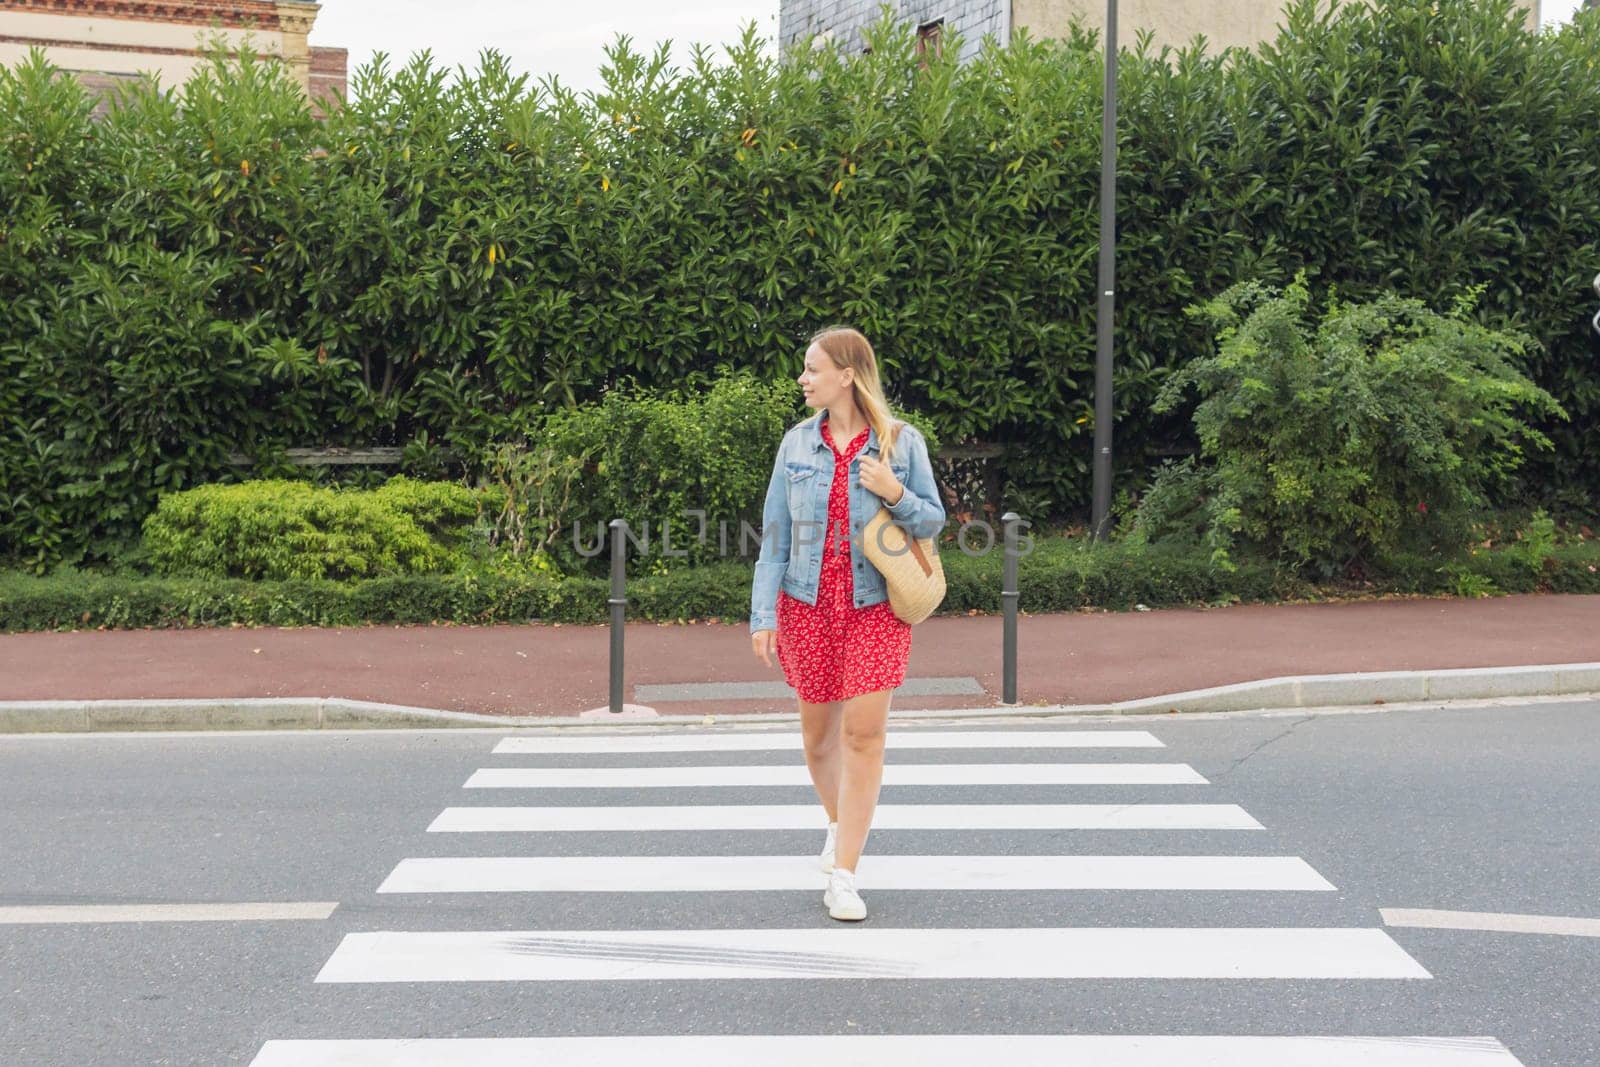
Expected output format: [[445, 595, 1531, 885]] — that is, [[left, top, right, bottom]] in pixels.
[[908, 536, 933, 578]]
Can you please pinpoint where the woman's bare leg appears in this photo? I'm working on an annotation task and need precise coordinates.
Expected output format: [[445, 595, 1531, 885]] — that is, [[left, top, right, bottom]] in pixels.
[[834, 686, 893, 872], [798, 699, 844, 822]]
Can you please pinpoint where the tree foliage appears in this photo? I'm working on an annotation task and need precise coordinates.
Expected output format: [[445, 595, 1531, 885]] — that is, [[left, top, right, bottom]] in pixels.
[[2, 0, 1597, 575]]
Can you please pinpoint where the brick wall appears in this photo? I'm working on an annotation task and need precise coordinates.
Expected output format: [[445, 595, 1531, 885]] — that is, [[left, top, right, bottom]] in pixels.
[[0, 0, 286, 29], [0, 0, 348, 118], [308, 43, 345, 116], [779, 0, 1008, 64]]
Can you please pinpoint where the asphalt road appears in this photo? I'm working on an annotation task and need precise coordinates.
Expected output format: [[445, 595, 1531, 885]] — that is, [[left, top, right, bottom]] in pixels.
[[1, 699, 1596, 1065]]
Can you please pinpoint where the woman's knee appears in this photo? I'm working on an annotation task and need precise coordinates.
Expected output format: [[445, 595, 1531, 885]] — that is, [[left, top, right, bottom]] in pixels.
[[799, 701, 842, 751], [842, 721, 885, 757], [841, 695, 889, 755]]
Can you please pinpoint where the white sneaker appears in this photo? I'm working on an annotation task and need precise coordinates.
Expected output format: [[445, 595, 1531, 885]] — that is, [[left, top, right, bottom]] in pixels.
[[819, 821, 837, 873], [823, 867, 866, 921]]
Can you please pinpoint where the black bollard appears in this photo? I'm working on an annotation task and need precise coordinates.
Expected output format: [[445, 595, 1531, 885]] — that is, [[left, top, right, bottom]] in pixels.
[[1001, 511, 1021, 706], [608, 518, 627, 715]]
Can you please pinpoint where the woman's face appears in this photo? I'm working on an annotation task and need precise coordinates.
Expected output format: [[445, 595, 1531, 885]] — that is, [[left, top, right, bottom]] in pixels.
[[797, 343, 852, 410]]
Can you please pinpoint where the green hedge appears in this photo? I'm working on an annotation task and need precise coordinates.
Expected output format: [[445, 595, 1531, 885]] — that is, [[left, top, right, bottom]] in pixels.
[[5, 533, 1595, 634], [3, 0, 1598, 574]]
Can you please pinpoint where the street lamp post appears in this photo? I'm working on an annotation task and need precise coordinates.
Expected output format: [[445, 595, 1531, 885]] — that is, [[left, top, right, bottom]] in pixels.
[[1091, 0, 1118, 542]]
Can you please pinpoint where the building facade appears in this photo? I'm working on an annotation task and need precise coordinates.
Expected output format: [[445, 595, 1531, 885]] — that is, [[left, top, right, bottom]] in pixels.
[[779, 0, 1543, 60], [0, 0, 346, 115], [782, 0, 1008, 65]]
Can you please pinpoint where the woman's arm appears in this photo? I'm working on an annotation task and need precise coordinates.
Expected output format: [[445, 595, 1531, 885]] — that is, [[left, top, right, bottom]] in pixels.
[[749, 440, 792, 634], [884, 426, 947, 541]]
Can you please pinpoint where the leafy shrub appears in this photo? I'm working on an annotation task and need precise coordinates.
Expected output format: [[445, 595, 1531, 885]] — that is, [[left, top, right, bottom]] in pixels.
[[140, 478, 471, 581], [474, 427, 595, 564], [519, 370, 808, 576], [1133, 272, 1567, 578], [367, 475, 488, 548]]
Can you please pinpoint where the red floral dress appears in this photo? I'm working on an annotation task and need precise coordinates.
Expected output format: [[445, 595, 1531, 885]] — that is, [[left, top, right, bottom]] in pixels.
[[776, 418, 912, 703]]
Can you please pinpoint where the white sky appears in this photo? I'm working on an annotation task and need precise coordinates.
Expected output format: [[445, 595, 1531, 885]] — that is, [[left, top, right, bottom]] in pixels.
[[1546, 0, 1589, 24], [307, 3, 782, 100], [306, 1, 1586, 100]]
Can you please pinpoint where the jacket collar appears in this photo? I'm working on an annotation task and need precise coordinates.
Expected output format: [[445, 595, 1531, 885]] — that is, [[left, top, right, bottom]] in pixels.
[[802, 408, 879, 456]]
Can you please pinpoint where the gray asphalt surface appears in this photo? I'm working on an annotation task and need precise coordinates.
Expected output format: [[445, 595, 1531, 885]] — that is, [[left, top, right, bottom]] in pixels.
[[1, 700, 1596, 1065]]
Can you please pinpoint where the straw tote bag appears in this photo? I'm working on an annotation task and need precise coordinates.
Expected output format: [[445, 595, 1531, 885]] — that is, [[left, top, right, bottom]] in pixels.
[[862, 504, 945, 625]]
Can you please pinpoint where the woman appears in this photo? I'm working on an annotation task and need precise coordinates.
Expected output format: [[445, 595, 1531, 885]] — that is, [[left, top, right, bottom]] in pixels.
[[749, 325, 946, 921]]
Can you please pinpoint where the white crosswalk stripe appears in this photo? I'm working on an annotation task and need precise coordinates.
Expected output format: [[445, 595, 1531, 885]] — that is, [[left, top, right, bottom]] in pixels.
[[492, 729, 1166, 753], [375, 854, 1336, 893], [426, 803, 1264, 831], [250, 726, 1526, 1066], [314, 926, 1429, 982], [252, 1034, 1528, 1066], [464, 761, 1209, 788]]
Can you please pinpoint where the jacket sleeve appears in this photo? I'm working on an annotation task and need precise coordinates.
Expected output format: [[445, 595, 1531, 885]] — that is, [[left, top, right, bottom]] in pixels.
[[749, 439, 792, 634], [885, 425, 947, 541]]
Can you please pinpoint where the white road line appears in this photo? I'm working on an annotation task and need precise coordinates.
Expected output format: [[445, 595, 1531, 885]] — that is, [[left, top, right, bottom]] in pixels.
[[635, 678, 985, 701], [1383, 907, 1600, 938], [250, 1034, 1526, 1067], [427, 803, 1263, 832], [463, 763, 1208, 789], [491, 730, 1165, 754], [314, 927, 1429, 982], [0, 902, 338, 924], [375, 855, 1334, 893]]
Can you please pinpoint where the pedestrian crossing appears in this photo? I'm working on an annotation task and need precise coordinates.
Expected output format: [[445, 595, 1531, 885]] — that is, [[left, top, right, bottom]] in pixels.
[[249, 724, 1528, 1065]]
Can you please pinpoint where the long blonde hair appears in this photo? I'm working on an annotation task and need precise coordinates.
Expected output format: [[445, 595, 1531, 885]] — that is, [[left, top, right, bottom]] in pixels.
[[806, 325, 903, 465]]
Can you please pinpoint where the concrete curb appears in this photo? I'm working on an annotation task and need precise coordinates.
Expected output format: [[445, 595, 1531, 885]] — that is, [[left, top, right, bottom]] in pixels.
[[2, 662, 1598, 733]]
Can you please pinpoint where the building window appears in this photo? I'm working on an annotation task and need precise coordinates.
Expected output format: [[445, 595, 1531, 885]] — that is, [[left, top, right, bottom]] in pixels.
[[917, 19, 944, 62]]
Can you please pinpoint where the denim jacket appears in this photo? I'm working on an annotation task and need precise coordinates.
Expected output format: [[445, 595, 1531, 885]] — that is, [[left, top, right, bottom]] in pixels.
[[749, 410, 946, 634]]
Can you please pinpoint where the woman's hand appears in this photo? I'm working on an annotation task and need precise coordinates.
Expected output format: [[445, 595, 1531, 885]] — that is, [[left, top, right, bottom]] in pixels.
[[752, 629, 777, 668], [858, 456, 905, 505]]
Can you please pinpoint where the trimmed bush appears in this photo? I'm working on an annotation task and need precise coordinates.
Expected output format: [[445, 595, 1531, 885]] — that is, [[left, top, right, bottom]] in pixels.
[[140, 477, 476, 581]]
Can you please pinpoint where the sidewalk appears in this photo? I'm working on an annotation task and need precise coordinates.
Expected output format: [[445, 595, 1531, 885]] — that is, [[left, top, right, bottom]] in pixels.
[[1, 592, 1597, 722]]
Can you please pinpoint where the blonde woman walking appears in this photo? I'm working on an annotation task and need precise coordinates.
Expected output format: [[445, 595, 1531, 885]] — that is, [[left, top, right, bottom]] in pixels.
[[749, 326, 946, 921]]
